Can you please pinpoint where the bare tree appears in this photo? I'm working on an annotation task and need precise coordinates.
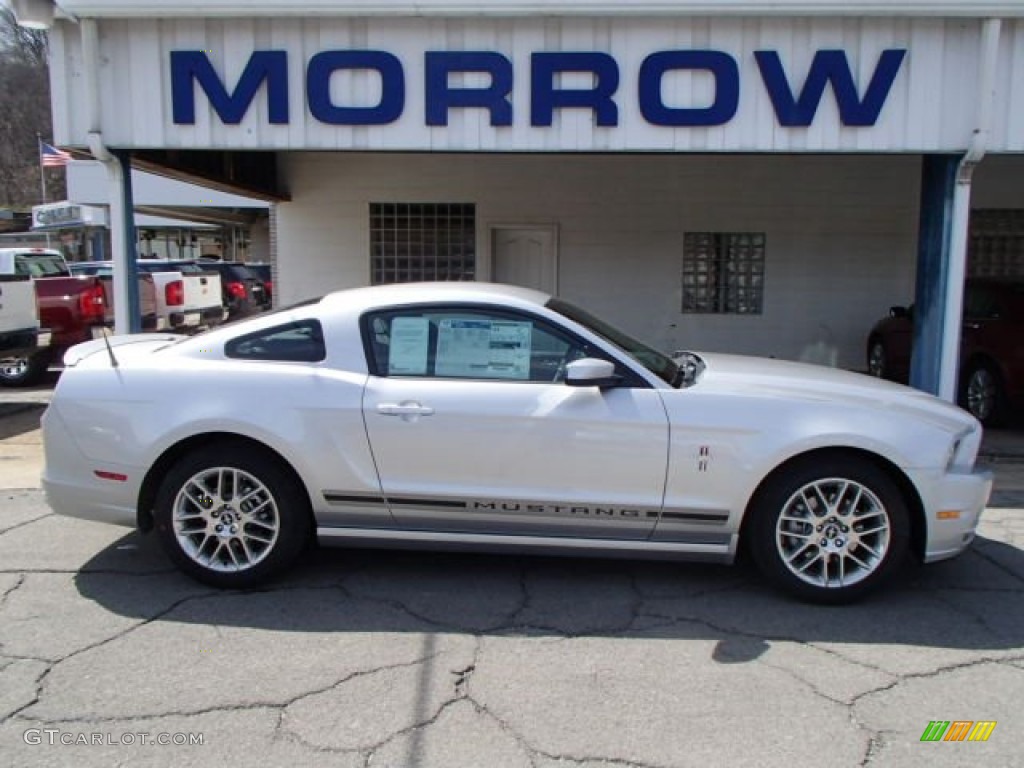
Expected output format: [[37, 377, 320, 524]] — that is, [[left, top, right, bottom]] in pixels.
[[0, 6, 62, 207]]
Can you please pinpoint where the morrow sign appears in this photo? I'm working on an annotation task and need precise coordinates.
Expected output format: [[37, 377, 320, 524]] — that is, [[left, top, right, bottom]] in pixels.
[[171, 48, 907, 129]]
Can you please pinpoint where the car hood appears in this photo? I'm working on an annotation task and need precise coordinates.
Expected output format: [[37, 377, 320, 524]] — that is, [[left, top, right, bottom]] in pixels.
[[691, 352, 977, 435]]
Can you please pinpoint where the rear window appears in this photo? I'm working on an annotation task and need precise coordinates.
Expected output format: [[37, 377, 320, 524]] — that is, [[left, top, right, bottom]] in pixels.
[[201, 262, 256, 281], [15, 253, 69, 277], [137, 261, 205, 274]]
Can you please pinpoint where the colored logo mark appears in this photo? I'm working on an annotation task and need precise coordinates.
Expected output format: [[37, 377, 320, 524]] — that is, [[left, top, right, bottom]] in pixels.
[[920, 721, 997, 742]]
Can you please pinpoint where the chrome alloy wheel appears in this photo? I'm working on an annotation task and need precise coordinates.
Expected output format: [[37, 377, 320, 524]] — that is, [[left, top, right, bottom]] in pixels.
[[172, 467, 280, 572], [966, 367, 996, 423], [775, 478, 891, 589]]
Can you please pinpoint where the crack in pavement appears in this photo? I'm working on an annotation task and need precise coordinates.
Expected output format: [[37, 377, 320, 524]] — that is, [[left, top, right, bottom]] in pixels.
[[274, 649, 462, 756], [923, 588, 1013, 639], [753, 653, 883, 768], [357, 638, 484, 767], [849, 654, 1024, 711], [0, 512, 54, 536], [6, 589, 219, 722], [859, 730, 893, 767], [0, 567, 179, 576], [465, 691, 670, 768], [969, 546, 1024, 587], [0, 573, 25, 610], [334, 578, 516, 635], [14, 652, 450, 739]]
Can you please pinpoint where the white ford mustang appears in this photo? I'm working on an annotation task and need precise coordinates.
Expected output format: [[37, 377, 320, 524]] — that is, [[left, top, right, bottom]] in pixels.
[[41, 282, 992, 602]]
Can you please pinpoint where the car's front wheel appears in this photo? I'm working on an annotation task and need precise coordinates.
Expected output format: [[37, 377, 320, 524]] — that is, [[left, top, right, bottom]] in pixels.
[[154, 442, 312, 588], [747, 456, 910, 603]]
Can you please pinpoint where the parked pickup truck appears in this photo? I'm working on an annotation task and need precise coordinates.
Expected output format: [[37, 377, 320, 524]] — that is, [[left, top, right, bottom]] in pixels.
[[72, 260, 226, 333], [0, 248, 157, 386], [0, 275, 52, 383]]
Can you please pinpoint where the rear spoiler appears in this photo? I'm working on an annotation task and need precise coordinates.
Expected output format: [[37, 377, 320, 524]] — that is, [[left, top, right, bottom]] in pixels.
[[63, 333, 183, 367]]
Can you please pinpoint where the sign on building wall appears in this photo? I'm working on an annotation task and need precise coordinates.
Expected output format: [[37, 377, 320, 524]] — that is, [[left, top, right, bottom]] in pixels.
[[51, 16, 1019, 152], [32, 202, 109, 231]]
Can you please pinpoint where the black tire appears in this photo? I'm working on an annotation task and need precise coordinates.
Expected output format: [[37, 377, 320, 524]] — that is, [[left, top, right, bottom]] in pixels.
[[866, 338, 888, 379], [746, 455, 910, 604], [959, 361, 1008, 427], [154, 441, 312, 588], [0, 351, 51, 388]]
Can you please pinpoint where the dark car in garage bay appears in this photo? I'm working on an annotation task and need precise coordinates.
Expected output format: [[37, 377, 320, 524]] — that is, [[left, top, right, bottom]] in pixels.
[[867, 278, 1024, 425], [197, 260, 271, 320]]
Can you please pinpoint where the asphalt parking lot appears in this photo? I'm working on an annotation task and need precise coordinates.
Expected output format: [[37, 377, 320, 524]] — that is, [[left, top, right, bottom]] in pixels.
[[0, 380, 1022, 767]]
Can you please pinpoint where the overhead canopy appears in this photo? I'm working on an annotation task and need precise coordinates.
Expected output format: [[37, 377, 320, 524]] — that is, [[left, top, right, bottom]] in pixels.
[[53, 0, 1024, 19]]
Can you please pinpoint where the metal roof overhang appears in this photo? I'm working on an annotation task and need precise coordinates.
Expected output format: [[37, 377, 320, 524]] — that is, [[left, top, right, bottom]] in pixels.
[[54, 0, 1024, 18], [130, 151, 289, 204]]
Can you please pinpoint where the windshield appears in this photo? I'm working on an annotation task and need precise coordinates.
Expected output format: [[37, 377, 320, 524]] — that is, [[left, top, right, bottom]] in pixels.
[[547, 298, 681, 386]]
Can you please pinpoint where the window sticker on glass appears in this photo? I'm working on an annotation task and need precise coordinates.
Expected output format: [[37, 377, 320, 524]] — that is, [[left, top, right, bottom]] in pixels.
[[435, 319, 532, 379], [388, 317, 430, 375]]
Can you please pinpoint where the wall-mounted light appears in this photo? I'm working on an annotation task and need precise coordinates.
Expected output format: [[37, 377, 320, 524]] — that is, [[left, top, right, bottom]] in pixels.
[[12, 0, 55, 30]]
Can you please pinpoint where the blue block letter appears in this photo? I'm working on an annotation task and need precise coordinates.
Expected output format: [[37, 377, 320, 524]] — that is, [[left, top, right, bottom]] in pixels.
[[171, 50, 288, 125], [755, 49, 906, 127], [425, 52, 513, 126], [307, 51, 405, 125], [639, 50, 739, 126], [531, 52, 619, 127]]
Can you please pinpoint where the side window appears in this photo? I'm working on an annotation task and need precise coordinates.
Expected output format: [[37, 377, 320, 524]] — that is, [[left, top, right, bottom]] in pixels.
[[964, 287, 1001, 319], [225, 320, 326, 362], [364, 308, 590, 383]]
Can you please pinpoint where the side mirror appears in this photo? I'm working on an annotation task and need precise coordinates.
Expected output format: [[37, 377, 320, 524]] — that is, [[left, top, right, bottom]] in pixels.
[[889, 306, 909, 319], [565, 358, 621, 388]]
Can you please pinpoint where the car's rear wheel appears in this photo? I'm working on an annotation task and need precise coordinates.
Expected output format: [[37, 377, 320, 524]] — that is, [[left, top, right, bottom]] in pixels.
[[960, 361, 1007, 427], [747, 456, 910, 604], [0, 351, 51, 388], [866, 339, 888, 379], [154, 442, 312, 588]]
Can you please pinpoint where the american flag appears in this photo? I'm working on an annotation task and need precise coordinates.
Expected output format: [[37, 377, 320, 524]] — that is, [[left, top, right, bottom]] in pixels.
[[40, 141, 72, 168]]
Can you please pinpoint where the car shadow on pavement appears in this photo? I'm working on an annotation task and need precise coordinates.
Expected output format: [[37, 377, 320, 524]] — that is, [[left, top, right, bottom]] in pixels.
[[0, 404, 46, 439], [73, 529, 1024, 659]]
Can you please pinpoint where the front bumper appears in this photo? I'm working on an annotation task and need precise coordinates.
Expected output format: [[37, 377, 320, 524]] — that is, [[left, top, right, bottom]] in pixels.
[[912, 467, 993, 563]]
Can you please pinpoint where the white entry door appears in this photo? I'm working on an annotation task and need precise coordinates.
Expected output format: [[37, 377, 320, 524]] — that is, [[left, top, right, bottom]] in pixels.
[[492, 227, 557, 294]]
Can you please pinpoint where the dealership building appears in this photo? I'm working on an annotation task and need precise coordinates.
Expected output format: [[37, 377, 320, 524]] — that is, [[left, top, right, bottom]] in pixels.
[[20, 0, 1024, 396]]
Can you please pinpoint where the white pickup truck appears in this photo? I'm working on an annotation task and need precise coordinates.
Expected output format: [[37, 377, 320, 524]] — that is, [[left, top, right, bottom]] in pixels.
[[70, 260, 226, 333], [0, 275, 51, 382]]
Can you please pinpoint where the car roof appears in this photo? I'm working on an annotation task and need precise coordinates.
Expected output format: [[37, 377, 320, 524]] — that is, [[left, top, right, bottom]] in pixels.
[[317, 281, 552, 312]]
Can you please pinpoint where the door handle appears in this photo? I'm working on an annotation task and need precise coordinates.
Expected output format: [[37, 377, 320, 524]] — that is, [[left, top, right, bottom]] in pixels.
[[377, 402, 435, 417]]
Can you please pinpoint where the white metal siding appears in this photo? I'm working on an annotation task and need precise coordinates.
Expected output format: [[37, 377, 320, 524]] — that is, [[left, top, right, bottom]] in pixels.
[[49, 16, 1024, 153], [275, 152, 921, 369], [54, 1, 1024, 20]]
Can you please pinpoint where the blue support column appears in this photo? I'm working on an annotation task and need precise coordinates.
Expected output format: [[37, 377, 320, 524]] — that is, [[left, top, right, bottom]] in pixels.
[[910, 154, 959, 396], [112, 149, 142, 333]]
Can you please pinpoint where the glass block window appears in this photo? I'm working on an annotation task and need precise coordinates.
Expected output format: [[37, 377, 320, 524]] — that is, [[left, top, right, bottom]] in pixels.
[[969, 210, 1024, 279], [682, 232, 766, 314], [370, 203, 476, 284]]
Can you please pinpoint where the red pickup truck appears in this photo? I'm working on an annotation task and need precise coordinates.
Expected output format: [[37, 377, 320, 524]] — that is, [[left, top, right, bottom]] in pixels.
[[0, 248, 157, 386]]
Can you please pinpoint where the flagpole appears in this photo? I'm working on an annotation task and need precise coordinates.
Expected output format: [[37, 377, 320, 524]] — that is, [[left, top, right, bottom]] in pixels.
[[37, 134, 47, 204], [36, 135, 51, 247]]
